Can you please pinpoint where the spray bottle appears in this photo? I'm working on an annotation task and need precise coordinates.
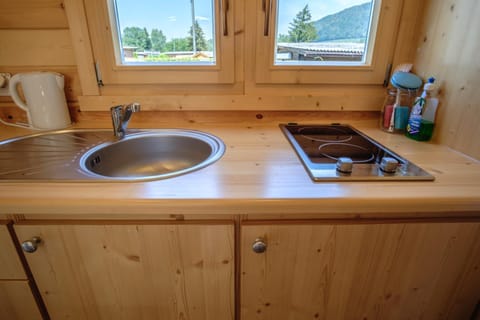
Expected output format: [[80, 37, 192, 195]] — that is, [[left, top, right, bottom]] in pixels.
[[406, 77, 438, 141]]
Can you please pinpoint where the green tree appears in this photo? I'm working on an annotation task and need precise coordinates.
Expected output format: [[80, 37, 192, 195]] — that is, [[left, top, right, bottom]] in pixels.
[[288, 5, 317, 43], [188, 21, 208, 51], [277, 33, 290, 42], [165, 38, 190, 52], [151, 29, 166, 51], [143, 28, 152, 50], [122, 26, 151, 51]]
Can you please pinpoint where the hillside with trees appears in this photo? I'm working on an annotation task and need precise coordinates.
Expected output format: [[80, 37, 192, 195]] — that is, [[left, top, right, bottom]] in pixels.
[[278, 2, 372, 43], [313, 2, 372, 42]]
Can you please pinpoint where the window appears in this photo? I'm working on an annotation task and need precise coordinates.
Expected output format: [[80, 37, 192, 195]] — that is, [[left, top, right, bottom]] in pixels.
[[84, 0, 234, 85], [82, 0, 404, 88], [112, 0, 216, 65], [274, 0, 377, 66], [253, 0, 402, 84]]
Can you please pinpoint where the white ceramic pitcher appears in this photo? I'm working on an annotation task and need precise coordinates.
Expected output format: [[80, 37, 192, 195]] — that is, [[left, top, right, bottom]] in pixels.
[[8, 72, 71, 130]]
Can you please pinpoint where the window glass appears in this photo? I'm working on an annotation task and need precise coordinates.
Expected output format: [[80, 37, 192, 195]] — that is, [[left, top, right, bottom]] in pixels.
[[275, 0, 377, 66], [112, 0, 216, 65]]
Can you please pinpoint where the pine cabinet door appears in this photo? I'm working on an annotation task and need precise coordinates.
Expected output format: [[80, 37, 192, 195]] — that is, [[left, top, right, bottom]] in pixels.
[[0, 281, 43, 320], [0, 225, 26, 279], [16, 223, 234, 320], [241, 222, 480, 320], [0, 224, 42, 319]]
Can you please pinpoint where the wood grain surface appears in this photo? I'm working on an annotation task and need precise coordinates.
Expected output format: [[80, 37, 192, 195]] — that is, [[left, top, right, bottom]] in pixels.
[[0, 281, 42, 320], [15, 223, 235, 320], [241, 222, 480, 320], [0, 225, 26, 279], [0, 112, 479, 219]]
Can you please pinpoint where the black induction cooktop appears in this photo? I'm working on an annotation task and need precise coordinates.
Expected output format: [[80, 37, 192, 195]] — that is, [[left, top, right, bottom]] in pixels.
[[280, 124, 434, 181]]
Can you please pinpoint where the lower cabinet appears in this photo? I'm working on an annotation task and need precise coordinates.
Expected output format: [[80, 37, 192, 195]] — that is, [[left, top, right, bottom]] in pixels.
[[241, 222, 480, 320], [0, 224, 43, 320], [10, 219, 480, 319], [0, 280, 43, 319], [15, 223, 235, 320]]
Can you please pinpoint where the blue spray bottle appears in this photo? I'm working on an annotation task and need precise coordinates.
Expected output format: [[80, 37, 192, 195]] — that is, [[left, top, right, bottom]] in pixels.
[[406, 77, 438, 141]]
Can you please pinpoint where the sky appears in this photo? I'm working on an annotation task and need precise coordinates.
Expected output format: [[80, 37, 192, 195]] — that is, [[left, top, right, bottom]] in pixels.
[[116, 0, 214, 40], [115, 0, 371, 41]]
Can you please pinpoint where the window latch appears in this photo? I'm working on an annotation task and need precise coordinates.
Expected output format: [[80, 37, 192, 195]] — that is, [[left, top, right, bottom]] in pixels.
[[94, 62, 104, 87]]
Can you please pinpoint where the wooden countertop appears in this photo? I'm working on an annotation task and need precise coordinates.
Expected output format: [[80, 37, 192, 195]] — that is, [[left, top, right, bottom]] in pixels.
[[0, 111, 479, 219]]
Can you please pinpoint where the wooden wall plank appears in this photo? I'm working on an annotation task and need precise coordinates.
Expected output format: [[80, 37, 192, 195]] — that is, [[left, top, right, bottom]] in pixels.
[[0, 30, 76, 66], [414, 0, 480, 159], [0, 66, 81, 101], [0, 0, 68, 29], [77, 89, 385, 111], [63, 0, 100, 96], [392, 0, 426, 67]]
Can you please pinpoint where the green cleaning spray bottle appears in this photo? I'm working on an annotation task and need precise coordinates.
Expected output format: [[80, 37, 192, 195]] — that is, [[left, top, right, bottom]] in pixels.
[[406, 77, 438, 141]]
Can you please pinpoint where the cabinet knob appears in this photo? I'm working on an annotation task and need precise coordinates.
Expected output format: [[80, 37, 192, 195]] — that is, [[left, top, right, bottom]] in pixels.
[[252, 238, 267, 253], [21, 237, 42, 253]]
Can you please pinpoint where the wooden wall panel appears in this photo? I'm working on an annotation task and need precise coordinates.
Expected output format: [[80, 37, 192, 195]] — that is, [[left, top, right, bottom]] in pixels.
[[0, 0, 81, 121], [0, 0, 68, 29], [0, 30, 75, 66], [63, 0, 99, 96], [0, 66, 82, 102], [414, 0, 480, 159], [391, 0, 426, 68]]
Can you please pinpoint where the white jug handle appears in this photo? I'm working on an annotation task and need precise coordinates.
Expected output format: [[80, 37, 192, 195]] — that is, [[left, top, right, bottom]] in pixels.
[[9, 74, 29, 112], [55, 74, 65, 89], [7, 74, 34, 129]]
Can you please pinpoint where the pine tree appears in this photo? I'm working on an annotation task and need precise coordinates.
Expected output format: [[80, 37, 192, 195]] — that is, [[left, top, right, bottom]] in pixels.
[[143, 28, 152, 51], [151, 29, 167, 51], [288, 5, 317, 43], [122, 27, 151, 51], [188, 21, 208, 51]]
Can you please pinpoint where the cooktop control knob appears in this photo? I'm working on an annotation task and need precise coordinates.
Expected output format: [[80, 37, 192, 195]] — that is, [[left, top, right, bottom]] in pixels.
[[336, 157, 353, 173], [380, 157, 399, 173]]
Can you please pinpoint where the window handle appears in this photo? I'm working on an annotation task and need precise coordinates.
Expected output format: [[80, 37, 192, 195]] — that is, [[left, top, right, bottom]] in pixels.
[[221, 0, 229, 36], [262, 0, 272, 36]]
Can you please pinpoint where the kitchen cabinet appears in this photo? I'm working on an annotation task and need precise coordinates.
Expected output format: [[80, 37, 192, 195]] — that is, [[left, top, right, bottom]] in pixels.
[[15, 222, 234, 320], [0, 223, 43, 320], [241, 221, 480, 320]]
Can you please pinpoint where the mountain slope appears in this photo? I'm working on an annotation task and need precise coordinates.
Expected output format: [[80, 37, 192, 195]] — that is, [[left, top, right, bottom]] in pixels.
[[313, 2, 372, 42]]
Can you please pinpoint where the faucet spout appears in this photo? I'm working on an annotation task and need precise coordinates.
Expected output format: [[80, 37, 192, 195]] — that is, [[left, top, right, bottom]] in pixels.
[[110, 102, 141, 138]]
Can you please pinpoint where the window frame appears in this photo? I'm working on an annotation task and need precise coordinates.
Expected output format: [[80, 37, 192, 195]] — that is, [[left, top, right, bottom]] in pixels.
[[252, 0, 403, 85], [84, 0, 235, 85]]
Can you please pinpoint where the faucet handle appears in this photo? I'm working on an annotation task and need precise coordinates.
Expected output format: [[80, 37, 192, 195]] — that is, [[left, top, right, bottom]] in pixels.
[[110, 103, 140, 138], [110, 105, 124, 130], [126, 102, 141, 112]]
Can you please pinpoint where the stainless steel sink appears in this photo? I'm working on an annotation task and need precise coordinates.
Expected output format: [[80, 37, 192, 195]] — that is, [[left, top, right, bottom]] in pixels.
[[0, 129, 225, 182], [80, 130, 225, 181]]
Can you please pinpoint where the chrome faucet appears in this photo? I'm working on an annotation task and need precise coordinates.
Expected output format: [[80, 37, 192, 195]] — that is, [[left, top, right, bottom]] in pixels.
[[110, 102, 141, 138]]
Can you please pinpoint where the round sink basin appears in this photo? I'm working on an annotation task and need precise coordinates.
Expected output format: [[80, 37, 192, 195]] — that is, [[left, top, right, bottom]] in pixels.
[[80, 130, 225, 181]]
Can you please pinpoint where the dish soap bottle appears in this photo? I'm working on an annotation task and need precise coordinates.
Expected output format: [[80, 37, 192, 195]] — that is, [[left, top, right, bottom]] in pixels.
[[406, 77, 438, 141]]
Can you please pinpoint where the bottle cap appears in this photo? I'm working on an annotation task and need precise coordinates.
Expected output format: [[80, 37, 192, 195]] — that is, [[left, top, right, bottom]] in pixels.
[[424, 77, 436, 91], [390, 72, 423, 90]]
